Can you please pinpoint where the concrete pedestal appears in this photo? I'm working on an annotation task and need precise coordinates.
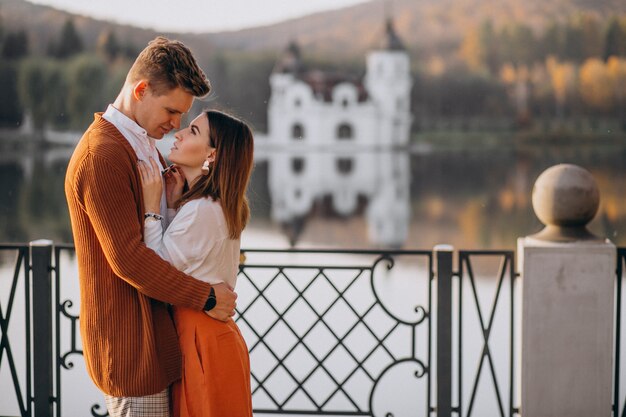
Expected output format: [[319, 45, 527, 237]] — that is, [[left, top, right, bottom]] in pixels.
[[519, 237, 615, 417]]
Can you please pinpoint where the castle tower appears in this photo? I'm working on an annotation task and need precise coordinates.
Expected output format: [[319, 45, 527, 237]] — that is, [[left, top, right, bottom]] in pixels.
[[268, 41, 304, 144], [364, 18, 412, 146]]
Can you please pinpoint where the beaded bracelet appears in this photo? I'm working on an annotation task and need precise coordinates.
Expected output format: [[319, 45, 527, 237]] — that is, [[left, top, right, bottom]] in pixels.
[[144, 212, 163, 221]]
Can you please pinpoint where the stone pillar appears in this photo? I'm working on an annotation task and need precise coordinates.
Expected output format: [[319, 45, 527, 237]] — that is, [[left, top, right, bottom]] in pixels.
[[519, 164, 615, 417]]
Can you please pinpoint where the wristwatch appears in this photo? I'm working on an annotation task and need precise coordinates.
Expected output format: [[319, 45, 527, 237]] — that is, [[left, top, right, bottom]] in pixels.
[[203, 287, 216, 311]]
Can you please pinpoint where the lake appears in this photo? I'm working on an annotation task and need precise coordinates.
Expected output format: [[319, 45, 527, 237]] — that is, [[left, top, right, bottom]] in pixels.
[[0, 134, 624, 249]]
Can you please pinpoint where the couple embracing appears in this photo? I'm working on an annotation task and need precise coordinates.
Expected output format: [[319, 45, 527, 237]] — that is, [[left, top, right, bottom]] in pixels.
[[65, 37, 253, 417]]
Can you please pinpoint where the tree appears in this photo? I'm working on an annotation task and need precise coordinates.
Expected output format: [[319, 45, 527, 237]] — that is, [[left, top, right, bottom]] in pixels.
[[577, 14, 603, 60], [0, 62, 23, 127], [499, 64, 531, 123], [18, 59, 49, 131], [97, 30, 120, 61], [50, 19, 83, 59], [44, 62, 70, 129], [121, 40, 140, 59], [2, 30, 28, 60], [479, 21, 500, 74], [459, 27, 484, 73], [562, 24, 585, 62], [604, 18, 626, 61], [459, 21, 499, 74], [103, 61, 131, 104], [541, 21, 563, 60], [501, 24, 536, 66], [607, 57, 626, 128], [66, 55, 106, 129], [579, 58, 613, 113], [546, 57, 577, 118]]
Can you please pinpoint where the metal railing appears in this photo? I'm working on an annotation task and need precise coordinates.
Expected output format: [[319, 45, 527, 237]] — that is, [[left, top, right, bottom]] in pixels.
[[615, 247, 626, 417], [0, 245, 31, 417], [1, 243, 623, 417], [456, 251, 517, 417], [237, 249, 433, 416]]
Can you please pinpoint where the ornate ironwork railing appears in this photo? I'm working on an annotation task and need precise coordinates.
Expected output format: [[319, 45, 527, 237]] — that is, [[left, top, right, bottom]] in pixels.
[[1, 244, 436, 417], [455, 251, 518, 417], [237, 249, 433, 416], [3, 243, 625, 417], [0, 245, 31, 417]]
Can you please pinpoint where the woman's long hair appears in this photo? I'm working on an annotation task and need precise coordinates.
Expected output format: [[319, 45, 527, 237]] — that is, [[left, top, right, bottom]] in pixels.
[[176, 110, 254, 239]]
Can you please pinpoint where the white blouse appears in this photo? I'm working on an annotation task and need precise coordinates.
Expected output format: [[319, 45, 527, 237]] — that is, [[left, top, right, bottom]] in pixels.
[[144, 197, 240, 289]]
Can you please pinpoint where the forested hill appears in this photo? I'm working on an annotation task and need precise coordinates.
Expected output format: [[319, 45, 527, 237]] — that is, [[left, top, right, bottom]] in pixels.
[[205, 0, 626, 58], [1, 0, 624, 60], [0, 0, 217, 58]]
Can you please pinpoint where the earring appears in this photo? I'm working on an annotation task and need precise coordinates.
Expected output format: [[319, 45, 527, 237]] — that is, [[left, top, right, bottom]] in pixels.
[[201, 160, 210, 175]]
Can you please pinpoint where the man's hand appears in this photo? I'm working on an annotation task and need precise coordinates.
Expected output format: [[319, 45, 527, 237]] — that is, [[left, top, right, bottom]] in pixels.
[[138, 158, 163, 214], [205, 282, 237, 321]]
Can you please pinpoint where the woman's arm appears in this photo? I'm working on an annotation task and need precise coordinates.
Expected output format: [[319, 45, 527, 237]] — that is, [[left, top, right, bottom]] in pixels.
[[139, 158, 198, 269], [138, 158, 167, 253]]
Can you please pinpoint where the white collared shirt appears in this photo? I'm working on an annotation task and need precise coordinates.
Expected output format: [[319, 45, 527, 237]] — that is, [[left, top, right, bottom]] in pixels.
[[144, 198, 239, 288], [103, 104, 168, 222]]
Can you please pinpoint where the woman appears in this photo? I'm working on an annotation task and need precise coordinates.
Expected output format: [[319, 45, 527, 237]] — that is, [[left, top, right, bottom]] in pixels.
[[138, 109, 254, 417]]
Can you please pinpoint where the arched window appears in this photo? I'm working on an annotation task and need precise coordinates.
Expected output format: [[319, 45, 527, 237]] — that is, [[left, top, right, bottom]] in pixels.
[[336, 158, 353, 175], [292, 123, 304, 139], [337, 123, 353, 140], [292, 158, 305, 174]]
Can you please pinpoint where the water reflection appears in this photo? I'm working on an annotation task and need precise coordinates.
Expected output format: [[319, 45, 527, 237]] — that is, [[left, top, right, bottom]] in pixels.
[[260, 149, 409, 248], [0, 145, 74, 242], [0, 135, 625, 249]]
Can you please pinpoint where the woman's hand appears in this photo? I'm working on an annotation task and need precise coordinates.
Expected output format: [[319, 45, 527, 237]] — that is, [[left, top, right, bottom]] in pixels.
[[138, 158, 162, 214], [163, 165, 185, 208]]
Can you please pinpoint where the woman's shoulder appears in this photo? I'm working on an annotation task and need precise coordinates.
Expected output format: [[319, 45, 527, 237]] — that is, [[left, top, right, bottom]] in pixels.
[[180, 197, 225, 226], [184, 196, 222, 211]]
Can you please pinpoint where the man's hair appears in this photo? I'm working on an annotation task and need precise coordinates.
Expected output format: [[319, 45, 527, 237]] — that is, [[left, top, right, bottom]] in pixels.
[[127, 36, 210, 97]]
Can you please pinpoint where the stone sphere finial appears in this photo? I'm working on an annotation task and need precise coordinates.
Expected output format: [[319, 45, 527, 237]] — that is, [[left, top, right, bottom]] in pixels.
[[531, 164, 601, 242]]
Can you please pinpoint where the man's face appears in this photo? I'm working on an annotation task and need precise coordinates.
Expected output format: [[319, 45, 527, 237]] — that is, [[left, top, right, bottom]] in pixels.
[[134, 84, 194, 139]]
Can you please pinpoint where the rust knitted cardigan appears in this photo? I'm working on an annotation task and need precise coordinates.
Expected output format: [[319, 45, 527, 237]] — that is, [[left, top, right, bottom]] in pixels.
[[65, 113, 212, 397]]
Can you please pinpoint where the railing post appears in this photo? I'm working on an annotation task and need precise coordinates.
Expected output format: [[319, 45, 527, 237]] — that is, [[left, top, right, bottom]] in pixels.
[[519, 165, 615, 417], [30, 239, 54, 417], [435, 244, 453, 417]]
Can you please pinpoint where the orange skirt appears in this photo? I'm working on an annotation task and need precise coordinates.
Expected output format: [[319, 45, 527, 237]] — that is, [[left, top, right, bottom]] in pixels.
[[171, 307, 252, 417]]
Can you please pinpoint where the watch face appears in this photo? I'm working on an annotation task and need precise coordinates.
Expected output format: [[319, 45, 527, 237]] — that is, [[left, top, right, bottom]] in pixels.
[[204, 286, 217, 311], [205, 297, 217, 311]]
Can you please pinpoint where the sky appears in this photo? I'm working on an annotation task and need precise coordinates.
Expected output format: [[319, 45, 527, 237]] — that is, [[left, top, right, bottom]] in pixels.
[[27, 0, 373, 33]]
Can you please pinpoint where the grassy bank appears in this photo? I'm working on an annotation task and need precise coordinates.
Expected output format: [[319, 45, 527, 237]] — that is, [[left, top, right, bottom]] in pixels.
[[412, 128, 626, 150]]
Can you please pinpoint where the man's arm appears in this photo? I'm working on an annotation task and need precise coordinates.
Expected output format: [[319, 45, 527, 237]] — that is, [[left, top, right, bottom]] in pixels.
[[74, 146, 235, 317]]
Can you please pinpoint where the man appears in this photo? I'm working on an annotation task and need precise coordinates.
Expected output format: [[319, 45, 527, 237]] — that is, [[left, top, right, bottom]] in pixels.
[[65, 37, 237, 416]]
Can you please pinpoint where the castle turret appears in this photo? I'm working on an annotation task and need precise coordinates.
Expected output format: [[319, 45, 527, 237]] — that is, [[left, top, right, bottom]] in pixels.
[[268, 41, 306, 145], [364, 18, 412, 146], [273, 41, 302, 74]]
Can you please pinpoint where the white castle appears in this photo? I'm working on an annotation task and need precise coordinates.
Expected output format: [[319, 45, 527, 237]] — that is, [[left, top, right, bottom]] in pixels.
[[265, 18, 412, 149], [256, 18, 412, 248]]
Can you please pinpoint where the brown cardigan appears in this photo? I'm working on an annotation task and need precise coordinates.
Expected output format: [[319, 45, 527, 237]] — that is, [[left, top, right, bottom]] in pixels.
[[65, 113, 212, 397]]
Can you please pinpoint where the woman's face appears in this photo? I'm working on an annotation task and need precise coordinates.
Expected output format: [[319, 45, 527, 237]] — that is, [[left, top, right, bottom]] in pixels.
[[169, 114, 213, 168]]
